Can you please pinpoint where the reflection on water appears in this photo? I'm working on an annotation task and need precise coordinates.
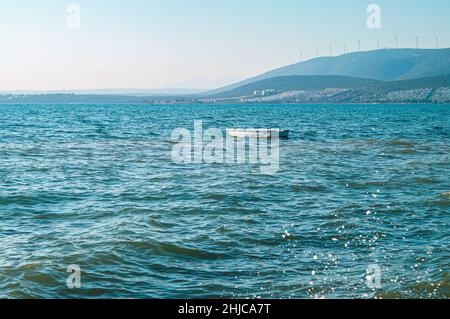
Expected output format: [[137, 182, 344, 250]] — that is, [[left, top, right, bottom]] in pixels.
[[0, 103, 449, 298]]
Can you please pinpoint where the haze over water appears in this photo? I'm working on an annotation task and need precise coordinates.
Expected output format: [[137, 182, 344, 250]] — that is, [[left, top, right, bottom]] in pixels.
[[0, 103, 448, 298]]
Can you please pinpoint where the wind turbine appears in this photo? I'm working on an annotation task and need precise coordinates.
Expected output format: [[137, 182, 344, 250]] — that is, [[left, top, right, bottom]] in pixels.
[[329, 45, 332, 56], [343, 44, 347, 54], [358, 39, 361, 52], [415, 35, 419, 49], [376, 38, 380, 49], [436, 37, 439, 49], [300, 51, 303, 62], [316, 47, 319, 57], [395, 35, 399, 49]]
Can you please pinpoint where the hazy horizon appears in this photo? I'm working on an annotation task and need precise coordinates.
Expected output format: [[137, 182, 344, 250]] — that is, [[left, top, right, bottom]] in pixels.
[[2, 0, 450, 91]]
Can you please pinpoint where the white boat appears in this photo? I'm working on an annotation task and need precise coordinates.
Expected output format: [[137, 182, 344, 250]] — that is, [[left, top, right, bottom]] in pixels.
[[226, 128, 289, 139]]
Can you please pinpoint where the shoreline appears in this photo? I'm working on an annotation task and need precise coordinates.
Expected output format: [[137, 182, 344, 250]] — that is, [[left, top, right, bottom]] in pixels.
[[0, 102, 449, 106]]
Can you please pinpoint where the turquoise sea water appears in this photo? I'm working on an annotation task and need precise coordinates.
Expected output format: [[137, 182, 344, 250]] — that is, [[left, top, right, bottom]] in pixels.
[[0, 103, 449, 299]]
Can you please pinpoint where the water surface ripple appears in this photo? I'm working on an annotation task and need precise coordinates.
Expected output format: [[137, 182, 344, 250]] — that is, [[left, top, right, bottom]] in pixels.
[[0, 104, 449, 298]]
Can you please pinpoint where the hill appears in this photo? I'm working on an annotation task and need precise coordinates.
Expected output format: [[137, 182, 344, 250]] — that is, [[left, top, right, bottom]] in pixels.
[[214, 76, 380, 98], [202, 74, 450, 104], [211, 48, 450, 94]]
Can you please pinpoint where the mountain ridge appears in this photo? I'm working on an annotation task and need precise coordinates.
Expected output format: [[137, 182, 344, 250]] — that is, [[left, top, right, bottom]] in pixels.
[[2, 49, 450, 104], [210, 48, 450, 95], [202, 74, 450, 104]]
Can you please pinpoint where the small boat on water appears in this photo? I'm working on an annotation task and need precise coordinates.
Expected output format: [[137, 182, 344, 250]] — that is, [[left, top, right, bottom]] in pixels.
[[226, 128, 289, 139]]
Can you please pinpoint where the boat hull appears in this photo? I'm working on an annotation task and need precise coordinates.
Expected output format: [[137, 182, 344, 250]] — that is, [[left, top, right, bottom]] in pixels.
[[226, 129, 289, 139]]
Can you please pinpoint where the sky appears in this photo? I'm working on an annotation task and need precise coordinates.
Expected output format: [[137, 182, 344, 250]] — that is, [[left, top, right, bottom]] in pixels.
[[1, 0, 450, 90]]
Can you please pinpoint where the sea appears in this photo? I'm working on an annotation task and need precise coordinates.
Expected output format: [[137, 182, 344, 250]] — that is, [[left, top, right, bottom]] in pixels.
[[0, 103, 448, 298]]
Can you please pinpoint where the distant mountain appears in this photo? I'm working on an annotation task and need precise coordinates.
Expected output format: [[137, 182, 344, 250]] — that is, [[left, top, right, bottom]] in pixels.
[[214, 75, 380, 98], [2, 49, 450, 104], [0, 94, 147, 104], [2, 74, 450, 104], [371, 74, 450, 92], [166, 75, 245, 90], [214, 74, 450, 98], [0, 88, 206, 96], [211, 48, 450, 94], [203, 74, 450, 104]]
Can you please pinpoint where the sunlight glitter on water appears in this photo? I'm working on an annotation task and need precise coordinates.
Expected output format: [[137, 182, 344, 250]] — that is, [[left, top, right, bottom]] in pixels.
[[0, 103, 449, 298]]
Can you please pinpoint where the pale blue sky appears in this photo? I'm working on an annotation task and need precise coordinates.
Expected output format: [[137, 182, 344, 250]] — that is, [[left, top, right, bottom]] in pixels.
[[1, 0, 449, 90]]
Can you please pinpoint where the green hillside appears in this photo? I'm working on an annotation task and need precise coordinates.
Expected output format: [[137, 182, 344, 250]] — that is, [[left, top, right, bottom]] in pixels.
[[211, 48, 450, 94]]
